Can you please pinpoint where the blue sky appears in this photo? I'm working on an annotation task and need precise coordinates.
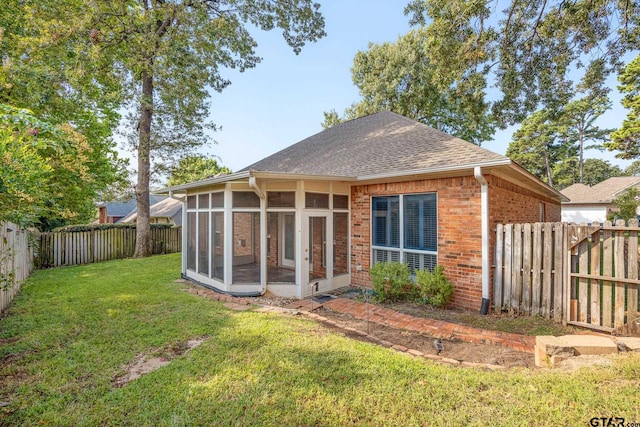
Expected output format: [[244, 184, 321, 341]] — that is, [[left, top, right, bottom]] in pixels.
[[178, 0, 632, 174]]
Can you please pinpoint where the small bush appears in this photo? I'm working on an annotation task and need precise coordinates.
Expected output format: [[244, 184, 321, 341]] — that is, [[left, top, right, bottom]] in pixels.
[[369, 261, 414, 302], [416, 266, 454, 307]]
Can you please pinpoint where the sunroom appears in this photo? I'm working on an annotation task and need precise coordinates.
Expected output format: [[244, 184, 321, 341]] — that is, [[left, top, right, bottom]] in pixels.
[[175, 172, 352, 298]]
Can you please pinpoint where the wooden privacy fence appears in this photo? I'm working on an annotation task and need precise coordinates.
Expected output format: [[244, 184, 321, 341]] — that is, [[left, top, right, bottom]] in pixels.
[[36, 226, 182, 268], [494, 220, 640, 335], [1, 222, 34, 313], [569, 220, 639, 335], [494, 222, 567, 322]]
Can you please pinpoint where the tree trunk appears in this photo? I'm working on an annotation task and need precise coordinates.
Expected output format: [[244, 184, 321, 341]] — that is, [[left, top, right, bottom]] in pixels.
[[134, 70, 153, 258], [543, 148, 554, 188], [578, 135, 584, 184]]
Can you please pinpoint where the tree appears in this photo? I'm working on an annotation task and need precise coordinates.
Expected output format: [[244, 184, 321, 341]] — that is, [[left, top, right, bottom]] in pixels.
[[167, 155, 231, 187], [323, 28, 494, 145], [403, 1, 639, 127], [625, 160, 640, 176], [507, 93, 613, 188], [559, 94, 613, 183], [7, 1, 325, 256], [608, 54, 640, 158], [610, 187, 640, 221], [506, 110, 566, 187], [581, 159, 622, 186], [0, 104, 117, 227], [0, 7, 129, 229], [552, 157, 622, 189]]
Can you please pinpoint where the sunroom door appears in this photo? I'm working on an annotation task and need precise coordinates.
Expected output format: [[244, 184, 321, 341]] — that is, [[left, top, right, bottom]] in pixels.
[[305, 213, 332, 294], [280, 213, 295, 268]]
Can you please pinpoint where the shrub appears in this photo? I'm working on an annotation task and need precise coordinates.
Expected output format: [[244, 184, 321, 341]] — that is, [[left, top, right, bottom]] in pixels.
[[416, 266, 454, 307], [369, 261, 414, 302]]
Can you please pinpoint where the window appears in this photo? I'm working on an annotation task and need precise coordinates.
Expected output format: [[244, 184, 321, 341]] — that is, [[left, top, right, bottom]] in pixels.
[[371, 193, 437, 274], [268, 191, 295, 208], [211, 192, 224, 208], [199, 194, 209, 209], [333, 194, 349, 210], [372, 196, 399, 247], [305, 192, 329, 209], [233, 191, 260, 208], [187, 195, 197, 209]]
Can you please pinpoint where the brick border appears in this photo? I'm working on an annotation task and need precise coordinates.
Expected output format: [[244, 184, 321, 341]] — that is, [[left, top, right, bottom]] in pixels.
[[323, 298, 535, 353]]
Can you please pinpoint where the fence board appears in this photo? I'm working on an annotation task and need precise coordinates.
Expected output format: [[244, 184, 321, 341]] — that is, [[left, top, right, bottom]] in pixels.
[[1, 223, 34, 313], [531, 223, 542, 316], [503, 224, 513, 309], [542, 223, 553, 317], [578, 229, 589, 323], [628, 219, 639, 329], [512, 224, 523, 312], [590, 222, 601, 326], [614, 220, 626, 328], [522, 223, 532, 315], [602, 224, 613, 328], [553, 223, 564, 323]]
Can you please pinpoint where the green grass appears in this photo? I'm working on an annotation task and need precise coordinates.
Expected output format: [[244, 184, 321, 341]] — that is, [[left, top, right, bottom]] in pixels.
[[1, 254, 639, 426]]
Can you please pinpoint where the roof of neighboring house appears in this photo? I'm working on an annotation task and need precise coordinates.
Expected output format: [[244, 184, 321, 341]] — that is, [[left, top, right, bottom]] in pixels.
[[99, 195, 168, 219], [561, 177, 640, 204], [240, 111, 507, 176], [120, 196, 183, 223], [158, 111, 566, 202]]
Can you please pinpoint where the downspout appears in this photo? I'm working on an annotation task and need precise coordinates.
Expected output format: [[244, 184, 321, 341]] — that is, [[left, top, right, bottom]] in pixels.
[[473, 167, 490, 315], [249, 176, 267, 295]]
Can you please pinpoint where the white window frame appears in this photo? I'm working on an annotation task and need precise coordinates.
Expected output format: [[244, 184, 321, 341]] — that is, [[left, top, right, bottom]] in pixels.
[[370, 193, 438, 272]]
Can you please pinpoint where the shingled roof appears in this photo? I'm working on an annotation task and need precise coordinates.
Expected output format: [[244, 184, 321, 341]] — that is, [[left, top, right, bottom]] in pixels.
[[561, 177, 640, 204], [240, 111, 507, 177]]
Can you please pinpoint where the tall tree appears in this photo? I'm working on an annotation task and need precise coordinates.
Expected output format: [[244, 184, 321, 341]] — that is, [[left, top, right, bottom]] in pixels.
[[608, 54, 640, 158], [560, 94, 613, 183], [323, 28, 494, 145], [167, 155, 231, 187], [7, 1, 325, 256], [0, 104, 117, 227], [403, 1, 639, 126], [506, 110, 566, 187], [0, 5, 128, 229], [581, 158, 622, 186]]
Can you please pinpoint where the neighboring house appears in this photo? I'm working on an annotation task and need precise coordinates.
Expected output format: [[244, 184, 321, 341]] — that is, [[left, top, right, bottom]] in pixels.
[[97, 195, 168, 224], [120, 196, 184, 225], [561, 177, 640, 223], [159, 112, 565, 311]]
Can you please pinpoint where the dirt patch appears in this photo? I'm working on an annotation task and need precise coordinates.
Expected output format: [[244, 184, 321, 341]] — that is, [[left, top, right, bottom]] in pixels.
[[113, 337, 207, 387], [316, 307, 535, 368]]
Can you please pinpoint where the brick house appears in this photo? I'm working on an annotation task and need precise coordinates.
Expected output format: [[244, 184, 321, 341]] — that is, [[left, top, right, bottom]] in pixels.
[[160, 112, 564, 311]]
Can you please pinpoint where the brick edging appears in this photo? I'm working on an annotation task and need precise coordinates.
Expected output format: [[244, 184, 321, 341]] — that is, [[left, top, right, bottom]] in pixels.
[[323, 298, 535, 353]]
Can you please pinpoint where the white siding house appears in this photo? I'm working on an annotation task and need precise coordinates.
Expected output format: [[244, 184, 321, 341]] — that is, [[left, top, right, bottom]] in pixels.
[[561, 177, 640, 224]]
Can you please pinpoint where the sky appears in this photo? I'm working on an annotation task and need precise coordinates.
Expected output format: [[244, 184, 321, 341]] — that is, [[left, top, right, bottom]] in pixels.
[[144, 0, 634, 177]]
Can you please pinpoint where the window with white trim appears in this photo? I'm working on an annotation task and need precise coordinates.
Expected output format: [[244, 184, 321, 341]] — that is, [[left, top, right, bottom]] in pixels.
[[371, 193, 437, 274]]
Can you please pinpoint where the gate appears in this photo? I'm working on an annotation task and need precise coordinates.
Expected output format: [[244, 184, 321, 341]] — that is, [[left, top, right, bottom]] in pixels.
[[567, 219, 639, 335]]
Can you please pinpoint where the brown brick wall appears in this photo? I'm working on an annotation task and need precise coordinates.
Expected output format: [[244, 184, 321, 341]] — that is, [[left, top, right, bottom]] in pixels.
[[350, 174, 561, 310], [334, 212, 349, 275]]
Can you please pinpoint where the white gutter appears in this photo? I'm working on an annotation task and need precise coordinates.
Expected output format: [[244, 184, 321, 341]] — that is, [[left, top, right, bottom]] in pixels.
[[357, 159, 512, 182], [474, 166, 491, 315]]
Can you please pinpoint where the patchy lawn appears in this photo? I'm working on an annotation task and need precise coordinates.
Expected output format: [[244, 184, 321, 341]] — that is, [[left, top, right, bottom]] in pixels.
[[1, 254, 639, 426]]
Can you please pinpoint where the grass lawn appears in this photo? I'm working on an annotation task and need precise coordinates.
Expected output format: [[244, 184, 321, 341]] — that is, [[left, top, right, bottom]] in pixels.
[[1, 253, 639, 426]]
